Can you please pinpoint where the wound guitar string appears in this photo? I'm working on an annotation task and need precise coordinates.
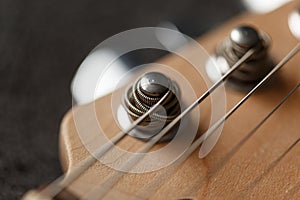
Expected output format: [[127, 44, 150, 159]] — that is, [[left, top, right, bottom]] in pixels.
[[137, 83, 300, 199], [39, 45, 258, 199], [82, 44, 300, 199], [79, 47, 259, 199], [32, 33, 300, 199], [40, 90, 171, 197]]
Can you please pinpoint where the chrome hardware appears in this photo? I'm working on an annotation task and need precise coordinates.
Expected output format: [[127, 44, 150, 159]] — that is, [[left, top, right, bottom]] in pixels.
[[206, 25, 274, 91], [119, 72, 181, 141]]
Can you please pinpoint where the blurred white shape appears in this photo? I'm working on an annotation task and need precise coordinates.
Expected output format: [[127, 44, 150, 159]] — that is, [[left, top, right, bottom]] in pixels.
[[72, 23, 189, 105], [242, 0, 291, 13], [289, 10, 300, 39], [71, 49, 130, 105], [206, 55, 230, 83], [199, 124, 224, 158], [156, 21, 188, 51]]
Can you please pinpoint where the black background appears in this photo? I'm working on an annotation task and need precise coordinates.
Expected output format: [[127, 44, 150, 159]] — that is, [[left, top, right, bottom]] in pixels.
[[0, 0, 243, 199]]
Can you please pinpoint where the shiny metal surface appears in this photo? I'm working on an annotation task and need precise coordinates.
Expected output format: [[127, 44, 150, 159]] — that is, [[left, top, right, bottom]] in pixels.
[[121, 72, 181, 141], [230, 26, 260, 48], [206, 25, 273, 91], [139, 72, 170, 97]]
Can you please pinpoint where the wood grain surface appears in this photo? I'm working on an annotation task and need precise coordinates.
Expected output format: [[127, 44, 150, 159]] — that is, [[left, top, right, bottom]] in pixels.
[[0, 0, 243, 199], [60, 1, 300, 199]]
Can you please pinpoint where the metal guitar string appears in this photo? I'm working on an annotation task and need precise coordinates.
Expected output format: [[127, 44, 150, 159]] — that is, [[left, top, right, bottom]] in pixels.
[[36, 36, 258, 199], [137, 83, 300, 199], [174, 43, 300, 162], [36, 46, 256, 199], [83, 43, 300, 200], [34, 41, 299, 199], [38, 90, 171, 198]]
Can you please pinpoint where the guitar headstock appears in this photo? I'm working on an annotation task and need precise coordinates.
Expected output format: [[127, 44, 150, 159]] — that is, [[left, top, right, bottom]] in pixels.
[[24, 1, 300, 199]]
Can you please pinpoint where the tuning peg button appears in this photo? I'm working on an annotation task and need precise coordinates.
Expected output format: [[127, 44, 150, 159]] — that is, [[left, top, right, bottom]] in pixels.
[[230, 26, 260, 48], [139, 72, 170, 98]]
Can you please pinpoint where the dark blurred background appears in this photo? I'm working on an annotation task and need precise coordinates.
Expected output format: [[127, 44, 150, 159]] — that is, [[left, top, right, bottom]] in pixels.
[[0, 0, 244, 199]]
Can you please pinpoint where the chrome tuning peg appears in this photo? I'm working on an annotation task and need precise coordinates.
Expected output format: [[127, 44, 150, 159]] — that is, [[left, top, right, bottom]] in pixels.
[[206, 25, 274, 91], [118, 72, 181, 142]]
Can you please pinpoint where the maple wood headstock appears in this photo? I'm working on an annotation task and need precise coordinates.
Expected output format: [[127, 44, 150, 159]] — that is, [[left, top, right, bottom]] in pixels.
[[23, 1, 300, 199]]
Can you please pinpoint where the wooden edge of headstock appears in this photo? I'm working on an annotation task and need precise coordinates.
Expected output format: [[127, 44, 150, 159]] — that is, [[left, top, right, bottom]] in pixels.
[[59, 103, 90, 172]]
